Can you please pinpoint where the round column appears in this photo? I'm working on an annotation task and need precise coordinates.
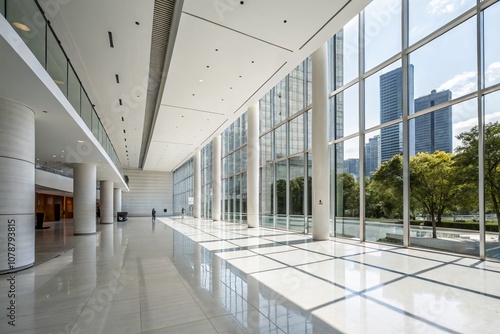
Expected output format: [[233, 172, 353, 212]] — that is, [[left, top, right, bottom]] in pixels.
[[113, 188, 122, 217], [0, 97, 35, 274], [194, 150, 201, 218], [212, 135, 222, 221], [312, 43, 330, 240], [99, 180, 113, 224], [73, 164, 97, 234], [247, 103, 260, 228]]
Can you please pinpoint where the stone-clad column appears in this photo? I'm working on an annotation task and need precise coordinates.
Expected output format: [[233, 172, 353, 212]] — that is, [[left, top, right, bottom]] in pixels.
[[312, 43, 330, 240], [247, 103, 260, 228], [74, 164, 97, 234], [0, 97, 35, 273], [100, 180, 113, 224]]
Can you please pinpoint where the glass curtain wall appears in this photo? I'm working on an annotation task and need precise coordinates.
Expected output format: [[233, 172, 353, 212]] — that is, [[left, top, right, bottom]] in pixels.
[[328, 0, 500, 259], [259, 60, 311, 231], [221, 115, 248, 224], [173, 158, 194, 216], [201, 142, 213, 219]]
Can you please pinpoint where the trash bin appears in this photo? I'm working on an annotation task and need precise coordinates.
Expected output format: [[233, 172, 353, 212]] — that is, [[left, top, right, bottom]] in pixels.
[[117, 212, 128, 222], [35, 212, 45, 229]]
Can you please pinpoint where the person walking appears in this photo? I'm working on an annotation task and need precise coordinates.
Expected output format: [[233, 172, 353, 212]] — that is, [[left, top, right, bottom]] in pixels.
[[181, 207, 185, 218], [152, 208, 156, 220]]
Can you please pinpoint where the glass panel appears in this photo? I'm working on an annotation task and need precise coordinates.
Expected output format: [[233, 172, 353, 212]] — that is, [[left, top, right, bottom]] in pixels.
[[289, 114, 304, 155], [289, 62, 305, 115], [241, 146, 247, 172], [334, 83, 359, 139], [261, 164, 273, 218], [335, 15, 358, 88], [308, 152, 312, 216], [274, 80, 287, 124], [410, 99, 478, 255], [81, 91, 92, 128], [335, 137, 360, 239], [276, 160, 287, 218], [234, 150, 240, 174], [379, 66, 406, 125], [365, 60, 402, 129], [276, 216, 287, 230], [365, 128, 403, 245], [307, 110, 312, 150], [260, 92, 272, 133], [241, 172, 247, 217], [409, 0, 475, 45], [235, 174, 241, 218], [364, 0, 401, 72], [7, 0, 46, 66], [68, 66, 81, 114], [91, 108, 99, 139], [307, 56, 312, 106], [275, 124, 287, 159], [483, 92, 500, 258], [484, 2, 500, 88], [241, 112, 247, 145], [46, 31, 67, 96], [234, 118, 241, 149], [289, 217, 305, 232], [261, 215, 274, 228], [289, 155, 304, 215], [260, 132, 273, 165], [410, 17, 476, 103], [228, 123, 234, 153]]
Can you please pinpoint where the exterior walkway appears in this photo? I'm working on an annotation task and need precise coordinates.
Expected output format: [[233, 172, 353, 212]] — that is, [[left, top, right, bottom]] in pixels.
[[1, 217, 499, 333]]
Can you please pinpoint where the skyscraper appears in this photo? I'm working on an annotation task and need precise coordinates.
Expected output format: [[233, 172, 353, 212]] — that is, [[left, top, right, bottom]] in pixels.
[[365, 134, 380, 178], [414, 89, 453, 154], [379, 66, 414, 162], [344, 158, 360, 180]]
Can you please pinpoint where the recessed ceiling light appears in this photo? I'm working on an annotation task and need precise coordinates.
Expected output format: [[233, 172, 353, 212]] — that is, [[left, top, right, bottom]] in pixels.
[[251, 60, 254, 63], [135, 21, 140, 25], [61, 150, 64, 153], [206, 65, 210, 68], [192, 93, 195, 96], [199, 79, 203, 83], [77, 140, 84, 143], [12, 22, 31, 32], [52, 155, 56, 158], [54, 79, 65, 85], [284, 20, 287, 23], [42, 110, 48, 113], [215, 48, 218, 51]]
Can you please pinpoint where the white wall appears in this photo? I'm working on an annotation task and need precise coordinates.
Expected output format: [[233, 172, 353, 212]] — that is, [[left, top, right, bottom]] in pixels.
[[122, 169, 173, 217], [35, 169, 73, 193]]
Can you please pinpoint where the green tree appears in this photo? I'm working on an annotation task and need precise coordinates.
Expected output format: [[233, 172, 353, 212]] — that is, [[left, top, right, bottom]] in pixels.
[[337, 173, 359, 217], [455, 122, 500, 236], [410, 151, 458, 238], [369, 155, 404, 219]]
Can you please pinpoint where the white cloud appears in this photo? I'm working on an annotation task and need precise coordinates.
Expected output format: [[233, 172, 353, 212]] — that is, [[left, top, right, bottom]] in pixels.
[[486, 62, 500, 85], [437, 71, 476, 98], [427, 0, 466, 15]]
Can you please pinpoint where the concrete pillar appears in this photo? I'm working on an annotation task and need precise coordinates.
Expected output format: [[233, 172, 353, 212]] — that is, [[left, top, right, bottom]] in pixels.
[[100, 180, 113, 224], [312, 43, 330, 240], [247, 103, 260, 228], [0, 97, 35, 273], [74, 163, 97, 234], [113, 188, 122, 217], [194, 150, 201, 218], [212, 135, 221, 221]]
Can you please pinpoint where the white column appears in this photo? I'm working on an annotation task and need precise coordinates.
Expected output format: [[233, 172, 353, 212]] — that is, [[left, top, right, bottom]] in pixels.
[[74, 164, 97, 234], [312, 43, 330, 240], [212, 135, 222, 221], [247, 103, 260, 228], [100, 180, 113, 224], [113, 188, 122, 217], [194, 150, 201, 218], [0, 97, 35, 273]]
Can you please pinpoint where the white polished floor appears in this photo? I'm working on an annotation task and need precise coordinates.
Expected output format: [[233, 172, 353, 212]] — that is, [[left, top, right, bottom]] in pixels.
[[1, 217, 500, 333]]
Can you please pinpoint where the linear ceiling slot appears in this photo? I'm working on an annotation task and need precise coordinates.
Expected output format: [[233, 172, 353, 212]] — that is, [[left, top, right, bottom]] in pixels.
[[123, 129, 126, 134], [119, 99, 123, 105], [108, 31, 114, 48], [115, 74, 120, 84], [121, 117, 124, 121]]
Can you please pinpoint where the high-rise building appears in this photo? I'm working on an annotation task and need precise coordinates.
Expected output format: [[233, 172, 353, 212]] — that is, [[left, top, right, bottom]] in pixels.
[[414, 89, 453, 154], [344, 158, 360, 180], [379, 66, 414, 162], [365, 134, 380, 177]]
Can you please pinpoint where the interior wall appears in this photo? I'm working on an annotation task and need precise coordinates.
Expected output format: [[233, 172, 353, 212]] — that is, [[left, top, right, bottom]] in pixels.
[[122, 169, 173, 217]]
